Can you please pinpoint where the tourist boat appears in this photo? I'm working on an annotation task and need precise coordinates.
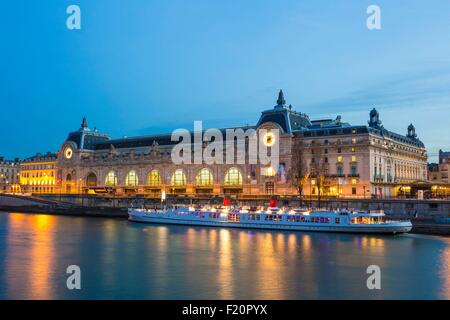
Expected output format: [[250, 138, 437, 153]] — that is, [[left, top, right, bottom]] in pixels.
[[128, 206, 412, 234]]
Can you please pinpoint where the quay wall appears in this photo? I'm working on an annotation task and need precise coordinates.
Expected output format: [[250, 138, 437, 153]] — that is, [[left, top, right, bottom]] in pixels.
[[0, 194, 126, 217], [36, 194, 450, 217]]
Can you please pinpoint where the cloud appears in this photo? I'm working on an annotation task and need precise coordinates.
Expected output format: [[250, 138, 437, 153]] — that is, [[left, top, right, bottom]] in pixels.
[[303, 66, 450, 114]]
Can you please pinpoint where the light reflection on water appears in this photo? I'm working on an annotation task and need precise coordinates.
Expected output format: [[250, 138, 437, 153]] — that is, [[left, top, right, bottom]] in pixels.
[[0, 212, 449, 300]]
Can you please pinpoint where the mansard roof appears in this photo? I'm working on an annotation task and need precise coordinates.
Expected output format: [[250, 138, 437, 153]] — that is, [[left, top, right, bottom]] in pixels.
[[256, 91, 311, 133], [22, 152, 57, 163], [94, 126, 256, 150], [65, 117, 110, 150], [439, 149, 450, 163]]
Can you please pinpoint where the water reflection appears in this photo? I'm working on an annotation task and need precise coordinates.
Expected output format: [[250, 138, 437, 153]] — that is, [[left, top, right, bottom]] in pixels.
[[440, 238, 450, 299], [5, 213, 56, 299], [0, 212, 449, 299]]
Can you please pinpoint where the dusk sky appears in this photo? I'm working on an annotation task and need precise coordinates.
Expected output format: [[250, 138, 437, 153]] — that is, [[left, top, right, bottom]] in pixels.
[[1, 0, 449, 162]]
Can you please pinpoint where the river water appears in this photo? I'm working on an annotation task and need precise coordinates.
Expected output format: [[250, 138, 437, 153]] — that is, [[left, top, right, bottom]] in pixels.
[[0, 212, 449, 299]]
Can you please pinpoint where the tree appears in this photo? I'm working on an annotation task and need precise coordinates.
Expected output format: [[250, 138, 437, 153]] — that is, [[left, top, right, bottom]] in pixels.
[[288, 139, 309, 206], [310, 141, 328, 208]]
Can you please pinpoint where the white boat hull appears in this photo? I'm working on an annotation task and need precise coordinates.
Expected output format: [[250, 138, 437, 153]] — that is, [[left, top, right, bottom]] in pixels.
[[128, 210, 412, 234]]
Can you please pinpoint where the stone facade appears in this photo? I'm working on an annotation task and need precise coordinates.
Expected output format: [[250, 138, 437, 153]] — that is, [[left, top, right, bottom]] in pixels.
[[428, 150, 450, 197], [19, 152, 57, 193], [0, 156, 20, 193]]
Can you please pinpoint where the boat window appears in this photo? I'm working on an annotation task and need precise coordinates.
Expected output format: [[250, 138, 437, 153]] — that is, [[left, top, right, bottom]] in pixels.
[[248, 214, 260, 221], [335, 218, 340, 224]]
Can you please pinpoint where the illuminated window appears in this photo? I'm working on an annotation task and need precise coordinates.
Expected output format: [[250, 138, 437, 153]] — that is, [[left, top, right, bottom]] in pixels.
[[351, 147, 356, 153], [264, 167, 276, 177], [351, 156, 357, 162], [224, 167, 242, 186], [105, 171, 117, 186], [125, 170, 139, 186], [351, 179, 357, 185], [196, 168, 213, 186], [337, 156, 343, 162], [143, 170, 160, 187], [352, 138, 356, 144], [171, 169, 186, 186]]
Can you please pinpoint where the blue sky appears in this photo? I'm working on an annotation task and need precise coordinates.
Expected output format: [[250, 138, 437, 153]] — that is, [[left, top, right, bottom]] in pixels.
[[0, 0, 449, 162]]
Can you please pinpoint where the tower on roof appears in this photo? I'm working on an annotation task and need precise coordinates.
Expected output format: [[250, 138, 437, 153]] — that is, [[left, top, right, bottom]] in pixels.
[[276, 89, 286, 107], [81, 116, 88, 129], [368, 108, 382, 128], [407, 123, 417, 139]]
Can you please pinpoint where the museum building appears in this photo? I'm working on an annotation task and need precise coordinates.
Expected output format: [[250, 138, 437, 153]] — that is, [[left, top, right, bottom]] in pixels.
[[56, 91, 428, 198]]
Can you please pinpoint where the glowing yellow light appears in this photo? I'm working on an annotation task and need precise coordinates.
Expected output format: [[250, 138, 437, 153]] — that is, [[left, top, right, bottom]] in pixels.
[[263, 131, 275, 147], [265, 167, 276, 177]]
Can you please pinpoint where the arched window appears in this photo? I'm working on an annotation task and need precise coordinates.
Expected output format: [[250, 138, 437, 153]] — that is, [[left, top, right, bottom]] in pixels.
[[147, 170, 161, 187], [105, 171, 117, 186], [171, 169, 186, 186], [86, 172, 98, 187], [196, 168, 213, 186], [224, 167, 242, 186], [125, 170, 139, 186]]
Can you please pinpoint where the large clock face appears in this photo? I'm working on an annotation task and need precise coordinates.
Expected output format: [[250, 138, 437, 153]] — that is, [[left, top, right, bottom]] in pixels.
[[263, 131, 275, 147], [64, 147, 73, 159]]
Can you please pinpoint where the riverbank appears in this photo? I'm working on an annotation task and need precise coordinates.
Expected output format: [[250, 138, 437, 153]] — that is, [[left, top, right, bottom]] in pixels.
[[0, 205, 127, 218]]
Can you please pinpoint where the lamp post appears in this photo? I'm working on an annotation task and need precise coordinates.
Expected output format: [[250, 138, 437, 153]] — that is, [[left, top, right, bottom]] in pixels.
[[79, 178, 83, 206], [161, 189, 166, 211]]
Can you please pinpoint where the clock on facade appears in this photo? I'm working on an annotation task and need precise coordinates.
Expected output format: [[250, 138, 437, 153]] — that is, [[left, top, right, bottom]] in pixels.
[[263, 131, 275, 147], [64, 147, 73, 159]]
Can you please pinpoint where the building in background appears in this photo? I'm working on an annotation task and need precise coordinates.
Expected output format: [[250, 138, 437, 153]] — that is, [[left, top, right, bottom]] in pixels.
[[0, 156, 20, 193], [55, 91, 428, 198], [428, 150, 450, 184], [427, 150, 450, 198], [19, 152, 57, 194]]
